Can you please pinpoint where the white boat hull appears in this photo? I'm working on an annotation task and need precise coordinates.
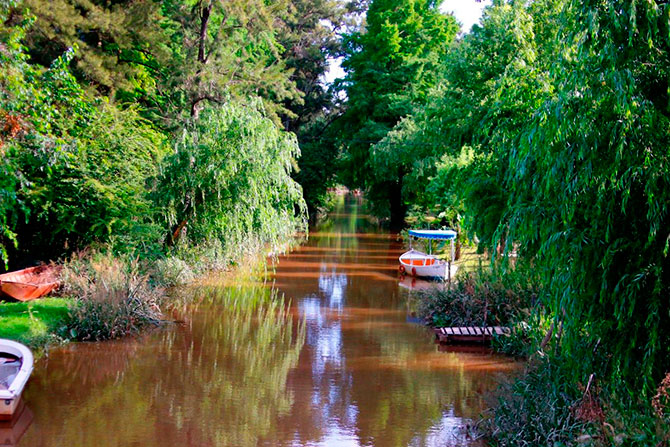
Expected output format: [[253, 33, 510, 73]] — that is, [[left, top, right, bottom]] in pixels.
[[0, 340, 33, 421], [399, 249, 457, 279]]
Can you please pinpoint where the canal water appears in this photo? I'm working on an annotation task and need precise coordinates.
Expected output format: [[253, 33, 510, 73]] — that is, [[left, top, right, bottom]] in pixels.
[[15, 196, 516, 446]]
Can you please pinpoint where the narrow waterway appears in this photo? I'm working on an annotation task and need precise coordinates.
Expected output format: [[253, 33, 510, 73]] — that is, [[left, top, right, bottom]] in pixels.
[[15, 196, 516, 447]]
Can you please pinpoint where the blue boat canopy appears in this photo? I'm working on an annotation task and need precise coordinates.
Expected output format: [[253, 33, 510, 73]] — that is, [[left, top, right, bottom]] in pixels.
[[408, 229, 457, 240]]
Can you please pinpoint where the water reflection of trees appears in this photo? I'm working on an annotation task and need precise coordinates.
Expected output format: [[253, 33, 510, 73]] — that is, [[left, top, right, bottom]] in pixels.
[[20, 197, 515, 447], [264, 197, 511, 447], [20, 283, 305, 447]]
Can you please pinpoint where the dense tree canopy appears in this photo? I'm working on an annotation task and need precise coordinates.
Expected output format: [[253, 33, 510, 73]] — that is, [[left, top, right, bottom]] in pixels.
[[335, 0, 458, 224], [0, 0, 342, 267]]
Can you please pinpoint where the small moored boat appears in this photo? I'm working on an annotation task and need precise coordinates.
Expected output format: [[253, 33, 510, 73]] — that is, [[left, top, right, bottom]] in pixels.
[[399, 230, 458, 280], [0, 340, 33, 421], [0, 265, 60, 302]]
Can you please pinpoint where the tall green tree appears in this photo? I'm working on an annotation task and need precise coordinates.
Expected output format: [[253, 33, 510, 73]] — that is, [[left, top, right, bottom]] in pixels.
[[336, 0, 458, 225], [161, 0, 301, 122], [16, 0, 169, 101], [501, 0, 670, 390], [155, 101, 307, 251], [379, 0, 546, 244]]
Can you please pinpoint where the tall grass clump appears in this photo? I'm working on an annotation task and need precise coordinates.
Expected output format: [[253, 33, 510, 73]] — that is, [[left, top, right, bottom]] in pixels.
[[61, 252, 163, 341], [151, 256, 195, 287]]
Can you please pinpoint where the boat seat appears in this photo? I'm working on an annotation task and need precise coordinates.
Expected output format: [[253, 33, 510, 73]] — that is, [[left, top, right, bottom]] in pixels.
[[407, 258, 437, 266], [0, 364, 19, 390]]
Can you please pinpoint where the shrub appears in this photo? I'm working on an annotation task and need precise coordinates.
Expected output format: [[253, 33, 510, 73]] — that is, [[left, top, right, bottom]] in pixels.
[[416, 268, 538, 328], [492, 311, 553, 358], [61, 252, 162, 341], [484, 357, 590, 446]]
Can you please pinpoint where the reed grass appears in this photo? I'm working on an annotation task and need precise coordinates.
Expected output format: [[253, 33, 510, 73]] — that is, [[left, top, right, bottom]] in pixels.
[[61, 252, 162, 341]]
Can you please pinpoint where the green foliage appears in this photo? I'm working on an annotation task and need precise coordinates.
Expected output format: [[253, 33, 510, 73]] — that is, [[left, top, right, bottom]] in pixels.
[[17, 0, 170, 99], [161, 0, 302, 122], [485, 356, 588, 446], [1, 0, 339, 270], [491, 310, 551, 358], [293, 117, 341, 215], [278, 0, 348, 131], [473, 0, 670, 391], [16, 102, 167, 258], [155, 101, 307, 252], [0, 20, 168, 263], [336, 0, 458, 222], [416, 267, 538, 329], [387, 0, 546, 242]]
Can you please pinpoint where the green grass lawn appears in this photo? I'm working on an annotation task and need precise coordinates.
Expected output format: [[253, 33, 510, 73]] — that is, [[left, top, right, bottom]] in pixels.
[[0, 297, 71, 347]]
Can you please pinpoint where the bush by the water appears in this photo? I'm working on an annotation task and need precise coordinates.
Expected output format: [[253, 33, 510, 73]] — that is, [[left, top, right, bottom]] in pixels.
[[416, 268, 538, 329], [61, 252, 162, 341], [485, 356, 589, 446], [485, 354, 670, 447], [151, 256, 196, 287]]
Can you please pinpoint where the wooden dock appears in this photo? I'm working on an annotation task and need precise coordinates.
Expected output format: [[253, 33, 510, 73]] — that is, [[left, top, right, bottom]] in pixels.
[[434, 326, 511, 344]]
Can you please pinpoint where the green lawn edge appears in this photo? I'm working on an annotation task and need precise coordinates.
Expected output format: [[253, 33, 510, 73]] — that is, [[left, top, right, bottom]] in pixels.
[[0, 297, 71, 348]]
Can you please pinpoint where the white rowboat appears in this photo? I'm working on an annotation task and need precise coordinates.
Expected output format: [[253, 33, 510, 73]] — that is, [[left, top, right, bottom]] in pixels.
[[0, 340, 33, 420], [399, 249, 458, 279], [399, 229, 458, 280]]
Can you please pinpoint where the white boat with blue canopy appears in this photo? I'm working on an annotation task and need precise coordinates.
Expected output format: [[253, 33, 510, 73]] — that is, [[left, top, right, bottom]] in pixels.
[[399, 229, 458, 280]]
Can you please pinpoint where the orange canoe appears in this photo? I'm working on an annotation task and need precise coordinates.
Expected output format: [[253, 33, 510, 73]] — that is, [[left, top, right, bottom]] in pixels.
[[0, 266, 61, 301]]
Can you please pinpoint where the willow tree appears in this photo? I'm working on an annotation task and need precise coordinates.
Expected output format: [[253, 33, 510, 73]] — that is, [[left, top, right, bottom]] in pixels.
[[155, 101, 307, 253], [500, 0, 670, 391]]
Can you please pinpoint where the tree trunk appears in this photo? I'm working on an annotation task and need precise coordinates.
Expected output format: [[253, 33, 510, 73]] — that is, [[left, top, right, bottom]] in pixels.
[[389, 173, 406, 230], [198, 1, 213, 64], [189, 1, 214, 119]]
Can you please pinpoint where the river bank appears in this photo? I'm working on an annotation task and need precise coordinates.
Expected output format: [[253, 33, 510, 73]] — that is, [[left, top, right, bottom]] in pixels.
[[10, 197, 517, 447], [413, 265, 670, 446], [0, 235, 302, 350]]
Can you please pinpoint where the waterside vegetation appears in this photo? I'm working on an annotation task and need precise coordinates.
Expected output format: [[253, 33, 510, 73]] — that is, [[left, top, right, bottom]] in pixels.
[[327, 0, 670, 445], [0, 0, 347, 343], [1, 0, 670, 444]]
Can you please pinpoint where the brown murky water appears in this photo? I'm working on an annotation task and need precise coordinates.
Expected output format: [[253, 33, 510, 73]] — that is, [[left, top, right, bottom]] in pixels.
[[15, 196, 516, 446]]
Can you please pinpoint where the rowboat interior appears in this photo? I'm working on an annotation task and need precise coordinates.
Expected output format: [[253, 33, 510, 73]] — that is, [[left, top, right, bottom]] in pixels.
[[0, 340, 34, 421], [399, 250, 439, 266], [0, 265, 61, 301]]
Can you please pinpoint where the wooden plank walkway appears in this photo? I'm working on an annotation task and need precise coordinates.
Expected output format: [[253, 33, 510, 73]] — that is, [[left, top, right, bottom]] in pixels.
[[433, 326, 511, 344]]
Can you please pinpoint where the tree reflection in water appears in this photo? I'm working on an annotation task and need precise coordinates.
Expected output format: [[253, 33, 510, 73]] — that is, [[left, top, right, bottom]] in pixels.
[[20, 197, 516, 447], [21, 282, 305, 446]]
